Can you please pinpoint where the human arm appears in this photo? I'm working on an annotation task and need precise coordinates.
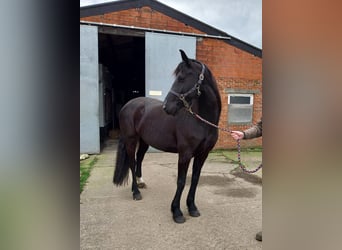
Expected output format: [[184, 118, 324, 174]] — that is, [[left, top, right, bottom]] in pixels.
[[230, 119, 262, 140], [243, 119, 262, 139]]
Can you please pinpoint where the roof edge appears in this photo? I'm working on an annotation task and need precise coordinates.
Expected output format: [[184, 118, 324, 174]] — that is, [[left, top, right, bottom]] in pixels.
[[80, 0, 262, 57]]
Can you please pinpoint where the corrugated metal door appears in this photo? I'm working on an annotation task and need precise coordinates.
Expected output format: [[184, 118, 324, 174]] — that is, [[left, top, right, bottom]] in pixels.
[[145, 33, 196, 101], [80, 25, 99, 154]]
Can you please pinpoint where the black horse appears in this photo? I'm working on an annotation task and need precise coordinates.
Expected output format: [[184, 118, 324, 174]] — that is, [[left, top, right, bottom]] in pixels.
[[113, 50, 221, 223]]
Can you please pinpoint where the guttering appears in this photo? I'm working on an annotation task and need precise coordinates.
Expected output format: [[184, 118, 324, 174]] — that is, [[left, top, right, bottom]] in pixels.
[[80, 20, 231, 40]]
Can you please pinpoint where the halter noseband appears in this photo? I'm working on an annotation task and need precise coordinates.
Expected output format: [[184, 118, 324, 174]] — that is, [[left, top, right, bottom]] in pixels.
[[168, 63, 205, 109]]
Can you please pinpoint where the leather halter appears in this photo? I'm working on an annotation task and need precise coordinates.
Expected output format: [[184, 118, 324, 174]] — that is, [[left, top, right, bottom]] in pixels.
[[168, 63, 205, 109]]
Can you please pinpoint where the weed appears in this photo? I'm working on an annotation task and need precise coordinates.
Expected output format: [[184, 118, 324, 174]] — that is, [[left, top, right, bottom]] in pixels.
[[80, 156, 97, 193]]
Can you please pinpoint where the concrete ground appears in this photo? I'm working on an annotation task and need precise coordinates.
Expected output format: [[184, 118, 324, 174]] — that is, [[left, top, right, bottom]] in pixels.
[[80, 139, 262, 250]]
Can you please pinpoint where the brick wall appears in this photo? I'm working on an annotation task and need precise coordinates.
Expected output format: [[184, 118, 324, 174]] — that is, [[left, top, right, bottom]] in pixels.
[[81, 6, 262, 149], [196, 39, 262, 148], [81, 6, 204, 34]]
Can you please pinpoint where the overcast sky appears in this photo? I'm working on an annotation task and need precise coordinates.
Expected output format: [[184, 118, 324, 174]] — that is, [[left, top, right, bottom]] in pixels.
[[80, 0, 262, 49]]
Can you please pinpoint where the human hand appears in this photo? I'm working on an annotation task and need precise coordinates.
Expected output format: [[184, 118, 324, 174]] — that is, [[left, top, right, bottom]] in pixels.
[[230, 131, 244, 140]]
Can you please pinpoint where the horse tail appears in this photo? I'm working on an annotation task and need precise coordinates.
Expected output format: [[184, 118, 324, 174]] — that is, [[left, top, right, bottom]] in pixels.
[[113, 137, 130, 186]]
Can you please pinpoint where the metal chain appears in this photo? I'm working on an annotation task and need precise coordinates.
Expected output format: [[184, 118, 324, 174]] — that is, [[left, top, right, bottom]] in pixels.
[[236, 139, 263, 173], [190, 110, 262, 173]]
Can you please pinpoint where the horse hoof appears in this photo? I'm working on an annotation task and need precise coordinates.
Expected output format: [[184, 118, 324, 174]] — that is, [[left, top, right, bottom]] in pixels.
[[189, 209, 201, 217], [133, 193, 142, 200], [173, 215, 186, 223], [137, 182, 146, 189], [136, 177, 146, 188]]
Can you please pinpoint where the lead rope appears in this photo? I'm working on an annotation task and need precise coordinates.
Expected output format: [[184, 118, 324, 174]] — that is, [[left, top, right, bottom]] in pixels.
[[189, 109, 262, 173]]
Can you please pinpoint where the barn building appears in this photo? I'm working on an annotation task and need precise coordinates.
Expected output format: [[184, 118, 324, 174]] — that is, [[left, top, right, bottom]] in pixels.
[[80, 0, 262, 154]]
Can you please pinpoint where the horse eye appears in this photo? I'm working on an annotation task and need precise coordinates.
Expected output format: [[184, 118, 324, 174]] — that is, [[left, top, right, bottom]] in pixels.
[[178, 76, 185, 82]]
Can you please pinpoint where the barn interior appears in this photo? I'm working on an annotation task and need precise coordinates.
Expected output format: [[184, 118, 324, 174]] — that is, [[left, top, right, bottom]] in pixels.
[[97, 32, 145, 141]]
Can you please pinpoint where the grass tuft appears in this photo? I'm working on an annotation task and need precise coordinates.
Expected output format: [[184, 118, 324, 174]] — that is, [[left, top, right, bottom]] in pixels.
[[80, 156, 98, 193]]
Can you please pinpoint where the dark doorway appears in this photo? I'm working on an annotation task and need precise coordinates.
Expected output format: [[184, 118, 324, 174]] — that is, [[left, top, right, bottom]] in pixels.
[[98, 33, 145, 139]]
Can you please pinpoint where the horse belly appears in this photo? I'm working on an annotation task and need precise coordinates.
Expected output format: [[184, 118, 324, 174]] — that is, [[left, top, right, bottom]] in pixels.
[[136, 118, 177, 152], [140, 127, 178, 153], [128, 97, 178, 153]]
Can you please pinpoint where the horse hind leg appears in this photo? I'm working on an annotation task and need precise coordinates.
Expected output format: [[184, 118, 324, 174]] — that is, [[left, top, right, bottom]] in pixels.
[[135, 139, 149, 189], [125, 137, 142, 200]]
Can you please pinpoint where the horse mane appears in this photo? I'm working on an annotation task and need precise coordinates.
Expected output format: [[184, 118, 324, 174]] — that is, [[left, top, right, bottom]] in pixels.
[[200, 62, 222, 114]]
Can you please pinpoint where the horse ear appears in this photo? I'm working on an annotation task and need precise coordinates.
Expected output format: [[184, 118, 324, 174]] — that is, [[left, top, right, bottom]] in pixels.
[[180, 49, 191, 67]]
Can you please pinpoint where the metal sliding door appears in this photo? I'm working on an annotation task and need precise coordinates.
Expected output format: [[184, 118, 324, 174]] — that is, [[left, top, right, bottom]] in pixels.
[[145, 32, 196, 101], [80, 25, 99, 154]]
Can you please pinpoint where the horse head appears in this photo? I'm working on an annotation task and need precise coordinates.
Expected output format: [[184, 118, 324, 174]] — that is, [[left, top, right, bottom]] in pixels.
[[163, 50, 206, 116]]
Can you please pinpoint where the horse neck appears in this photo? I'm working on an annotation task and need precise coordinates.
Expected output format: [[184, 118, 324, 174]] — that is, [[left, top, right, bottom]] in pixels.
[[195, 82, 221, 124]]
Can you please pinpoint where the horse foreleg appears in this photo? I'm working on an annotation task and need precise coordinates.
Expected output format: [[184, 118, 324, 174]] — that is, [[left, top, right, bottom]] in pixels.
[[186, 153, 209, 217], [171, 155, 191, 223], [135, 139, 149, 188]]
